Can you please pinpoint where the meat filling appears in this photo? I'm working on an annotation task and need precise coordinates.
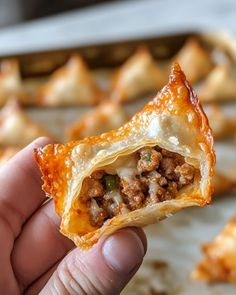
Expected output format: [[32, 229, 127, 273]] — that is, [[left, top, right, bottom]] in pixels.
[[79, 146, 197, 228]]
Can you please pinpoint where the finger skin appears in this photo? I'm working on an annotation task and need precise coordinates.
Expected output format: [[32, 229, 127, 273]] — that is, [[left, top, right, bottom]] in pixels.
[[40, 228, 147, 295], [26, 229, 147, 294], [0, 220, 20, 295], [12, 200, 74, 290], [0, 137, 52, 239], [25, 262, 59, 295], [0, 138, 53, 295]]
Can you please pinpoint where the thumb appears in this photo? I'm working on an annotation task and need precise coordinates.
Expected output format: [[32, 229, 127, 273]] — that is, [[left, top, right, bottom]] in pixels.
[[40, 228, 147, 295]]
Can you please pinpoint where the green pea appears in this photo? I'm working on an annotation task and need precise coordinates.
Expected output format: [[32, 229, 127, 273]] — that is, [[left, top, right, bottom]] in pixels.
[[104, 175, 117, 191], [143, 153, 151, 161]]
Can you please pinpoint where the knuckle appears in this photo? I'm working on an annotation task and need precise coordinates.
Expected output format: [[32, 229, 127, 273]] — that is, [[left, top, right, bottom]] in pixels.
[[55, 258, 101, 295]]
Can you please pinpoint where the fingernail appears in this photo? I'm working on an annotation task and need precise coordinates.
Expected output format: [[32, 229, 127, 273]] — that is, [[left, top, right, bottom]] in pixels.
[[102, 229, 145, 275]]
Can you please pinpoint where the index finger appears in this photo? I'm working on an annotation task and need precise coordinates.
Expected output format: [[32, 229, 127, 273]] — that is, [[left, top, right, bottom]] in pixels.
[[0, 137, 53, 239]]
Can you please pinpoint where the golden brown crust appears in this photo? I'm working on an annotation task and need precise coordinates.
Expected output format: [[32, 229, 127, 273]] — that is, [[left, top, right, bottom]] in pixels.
[[67, 101, 129, 140], [111, 47, 166, 102], [173, 38, 214, 84], [35, 63, 215, 249], [192, 218, 236, 283], [35, 143, 75, 215], [36, 54, 104, 106]]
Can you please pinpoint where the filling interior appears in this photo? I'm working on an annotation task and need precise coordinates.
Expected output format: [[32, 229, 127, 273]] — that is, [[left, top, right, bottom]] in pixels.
[[79, 146, 198, 228]]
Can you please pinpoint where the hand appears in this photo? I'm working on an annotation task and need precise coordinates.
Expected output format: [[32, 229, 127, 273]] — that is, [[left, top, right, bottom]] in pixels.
[[0, 138, 147, 295]]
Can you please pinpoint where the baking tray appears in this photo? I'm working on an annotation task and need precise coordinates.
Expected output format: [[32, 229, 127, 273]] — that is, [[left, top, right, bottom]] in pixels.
[[0, 32, 194, 76], [2, 31, 236, 294], [14, 32, 197, 142]]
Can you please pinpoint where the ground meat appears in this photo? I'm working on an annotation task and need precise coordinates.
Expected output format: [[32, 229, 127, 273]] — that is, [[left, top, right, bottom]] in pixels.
[[80, 176, 105, 203], [160, 157, 177, 180], [156, 186, 173, 202], [120, 178, 144, 210], [137, 147, 162, 173], [175, 163, 195, 186], [148, 171, 168, 186], [167, 181, 178, 196], [91, 170, 105, 180], [80, 145, 196, 228], [159, 176, 168, 186], [88, 180, 104, 197], [143, 171, 175, 203]]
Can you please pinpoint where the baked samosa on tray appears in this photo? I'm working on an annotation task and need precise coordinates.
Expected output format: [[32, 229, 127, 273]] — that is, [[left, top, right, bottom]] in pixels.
[[192, 217, 236, 283], [35, 63, 215, 250]]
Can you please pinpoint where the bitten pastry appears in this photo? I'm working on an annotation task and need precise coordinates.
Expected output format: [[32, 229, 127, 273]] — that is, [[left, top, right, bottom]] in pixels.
[[0, 99, 51, 147], [35, 64, 215, 250], [0, 59, 24, 106], [199, 64, 236, 103], [205, 105, 236, 140], [67, 101, 129, 140], [111, 47, 166, 102], [192, 218, 236, 283], [37, 55, 103, 106], [173, 38, 214, 83]]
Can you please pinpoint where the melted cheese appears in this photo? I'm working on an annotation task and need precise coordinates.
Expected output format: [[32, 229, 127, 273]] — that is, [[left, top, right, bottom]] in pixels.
[[102, 153, 138, 181]]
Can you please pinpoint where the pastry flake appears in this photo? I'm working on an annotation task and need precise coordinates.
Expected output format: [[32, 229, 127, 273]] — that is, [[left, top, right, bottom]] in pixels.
[[173, 38, 214, 83], [111, 47, 166, 102], [0, 99, 51, 147], [35, 64, 215, 250], [205, 105, 236, 140], [192, 218, 236, 283], [199, 64, 236, 103], [37, 55, 103, 106], [67, 101, 129, 140]]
